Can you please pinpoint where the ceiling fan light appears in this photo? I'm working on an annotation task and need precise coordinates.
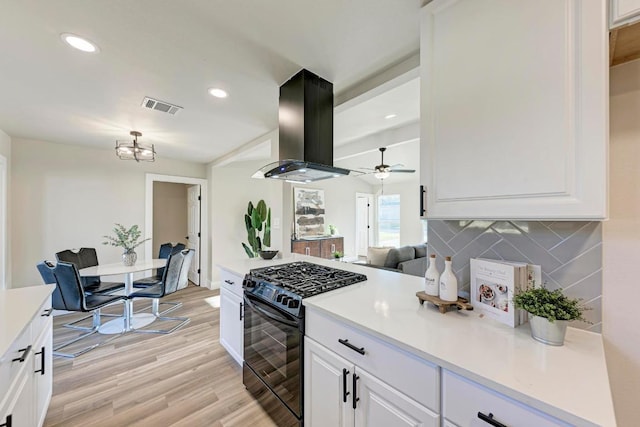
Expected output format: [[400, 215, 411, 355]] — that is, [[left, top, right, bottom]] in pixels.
[[374, 170, 390, 180]]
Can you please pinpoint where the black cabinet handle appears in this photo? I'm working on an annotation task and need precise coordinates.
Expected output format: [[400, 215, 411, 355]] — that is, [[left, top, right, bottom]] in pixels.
[[420, 185, 426, 216], [224, 279, 234, 285], [12, 345, 31, 363], [478, 412, 508, 427], [239, 302, 244, 321], [41, 308, 53, 317], [35, 346, 45, 375], [0, 414, 12, 427], [342, 368, 350, 403], [338, 339, 365, 355], [352, 373, 360, 409]]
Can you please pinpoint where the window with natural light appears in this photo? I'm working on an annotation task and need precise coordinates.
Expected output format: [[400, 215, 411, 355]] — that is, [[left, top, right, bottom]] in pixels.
[[378, 194, 400, 247]]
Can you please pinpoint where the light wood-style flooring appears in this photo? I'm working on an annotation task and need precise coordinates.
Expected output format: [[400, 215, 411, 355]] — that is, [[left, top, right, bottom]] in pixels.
[[45, 285, 277, 427]]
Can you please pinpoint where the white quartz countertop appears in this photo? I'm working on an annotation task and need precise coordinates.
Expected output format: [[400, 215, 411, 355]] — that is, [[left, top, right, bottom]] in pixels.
[[218, 255, 616, 427], [0, 284, 56, 357]]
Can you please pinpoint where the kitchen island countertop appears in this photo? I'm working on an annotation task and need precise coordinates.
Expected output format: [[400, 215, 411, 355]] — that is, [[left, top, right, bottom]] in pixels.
[[218, 254, 616, 426]]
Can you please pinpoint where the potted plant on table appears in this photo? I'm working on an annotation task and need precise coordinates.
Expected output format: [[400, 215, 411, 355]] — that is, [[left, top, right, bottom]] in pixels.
[[332, 250, 343, 261], [242, 200, 277, 259], [513, 286, 589, 346], [102, 223, 150, 266]]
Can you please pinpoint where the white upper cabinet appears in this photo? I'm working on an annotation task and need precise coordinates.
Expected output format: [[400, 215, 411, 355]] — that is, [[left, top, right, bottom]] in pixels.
[[611, 0, 640, 28], [420, 0, 608, 220]]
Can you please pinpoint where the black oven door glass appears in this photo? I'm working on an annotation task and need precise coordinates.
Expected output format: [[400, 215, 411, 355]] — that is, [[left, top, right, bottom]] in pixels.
[[244, 293, 302, 417]]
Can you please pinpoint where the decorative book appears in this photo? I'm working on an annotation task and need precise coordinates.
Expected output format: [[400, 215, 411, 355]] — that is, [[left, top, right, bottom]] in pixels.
[[470, 258, 541, 328]]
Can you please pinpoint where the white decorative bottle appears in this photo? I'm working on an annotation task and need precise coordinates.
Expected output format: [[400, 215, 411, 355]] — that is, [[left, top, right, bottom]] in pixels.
[[439, 256, 458, 302], [424, 254, 440, 296]]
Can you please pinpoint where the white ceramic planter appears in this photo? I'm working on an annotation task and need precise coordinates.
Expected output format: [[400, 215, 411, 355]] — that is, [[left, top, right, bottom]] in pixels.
[[529, 315, 569, 346]]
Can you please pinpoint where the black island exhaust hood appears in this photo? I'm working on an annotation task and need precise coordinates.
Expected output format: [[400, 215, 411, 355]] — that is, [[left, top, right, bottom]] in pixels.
[[253, 69, 352, 183]]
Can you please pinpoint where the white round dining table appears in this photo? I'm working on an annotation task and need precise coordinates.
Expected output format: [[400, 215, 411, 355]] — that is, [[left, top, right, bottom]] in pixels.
[[79, 259, 166, 334]]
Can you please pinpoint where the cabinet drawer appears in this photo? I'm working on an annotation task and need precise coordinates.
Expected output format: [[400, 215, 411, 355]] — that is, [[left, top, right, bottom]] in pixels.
[[219, 269, 244, 298], [443, 370, 570, 427], [0, 322, 32, 401], [30, 296, 52, 340], [306, 308, 439, 412]]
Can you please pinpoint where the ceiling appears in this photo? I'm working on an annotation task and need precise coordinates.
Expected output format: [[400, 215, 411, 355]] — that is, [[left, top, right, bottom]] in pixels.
[[0, 0, 421, 163]]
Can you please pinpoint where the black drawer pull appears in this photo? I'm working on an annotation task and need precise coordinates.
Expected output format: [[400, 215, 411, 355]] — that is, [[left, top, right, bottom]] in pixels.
[[0, 414, 12, 427], [342, 368, 350, 403], [35, 346, 46, 375], [352, 373, 360, 409], [12, 345, 32, 363], [41, 308, 53, 317], [478, 412, 508, 427], [338, 338, 365, 355], [239, 302, 244, 321], [224, 279, 234, 285]]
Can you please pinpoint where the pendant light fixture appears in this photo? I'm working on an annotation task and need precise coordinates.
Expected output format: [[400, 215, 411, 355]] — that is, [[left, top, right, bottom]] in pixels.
[[115, 131, 155, 162]]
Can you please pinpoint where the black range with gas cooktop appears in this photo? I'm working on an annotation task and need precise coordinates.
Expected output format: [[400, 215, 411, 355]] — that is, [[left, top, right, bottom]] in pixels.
[[242, 261, 367, 426]]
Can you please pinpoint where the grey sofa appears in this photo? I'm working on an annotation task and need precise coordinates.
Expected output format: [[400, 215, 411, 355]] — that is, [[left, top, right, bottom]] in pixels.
[[363, 243, 428, 277]]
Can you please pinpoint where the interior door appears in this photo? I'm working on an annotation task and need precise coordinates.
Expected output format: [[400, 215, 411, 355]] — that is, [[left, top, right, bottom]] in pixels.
[[187, 185, 200, 285], [355, 194, 373, 257]]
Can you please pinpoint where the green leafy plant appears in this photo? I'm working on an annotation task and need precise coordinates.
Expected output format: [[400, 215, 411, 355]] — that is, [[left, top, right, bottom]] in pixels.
[[513, 287, 589, 323], [242, 200, 271, 258], [102, 223, 150, 252], [332, 251, 343, 259]]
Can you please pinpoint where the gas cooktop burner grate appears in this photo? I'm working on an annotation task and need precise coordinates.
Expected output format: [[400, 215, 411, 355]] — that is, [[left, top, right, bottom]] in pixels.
[[249, 261, 367, 298]]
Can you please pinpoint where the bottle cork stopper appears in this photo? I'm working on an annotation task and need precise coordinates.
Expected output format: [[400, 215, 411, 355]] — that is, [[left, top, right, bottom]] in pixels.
[[445, 256, 452, 261], [430, 254, 436, 258]]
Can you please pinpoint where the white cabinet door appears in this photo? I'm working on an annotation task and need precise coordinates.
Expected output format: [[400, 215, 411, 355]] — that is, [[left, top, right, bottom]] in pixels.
[[33, 320, 52, 427], [219, 288, 243, 365], [304, 337, 354, 427], [354, 368, 439, 427], [611, 0, 640, 28], [0, 362, 34, 427], [420, 0, 608, 220]]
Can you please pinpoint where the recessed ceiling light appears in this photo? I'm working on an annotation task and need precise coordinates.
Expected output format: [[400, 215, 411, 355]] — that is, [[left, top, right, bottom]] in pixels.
[[208, 88, 228, 98], [385, 114, 397, 119], [61, 33, 99, 53]]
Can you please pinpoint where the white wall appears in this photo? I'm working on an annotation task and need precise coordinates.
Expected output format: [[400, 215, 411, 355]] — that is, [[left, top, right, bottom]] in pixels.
[[0, 129, 10, 289], [152, 182, 188, 255], [210, 159, 283, 282], [11, 138, 206, 288], [604, 60, 640, 427], [378, 179, 425, 246]]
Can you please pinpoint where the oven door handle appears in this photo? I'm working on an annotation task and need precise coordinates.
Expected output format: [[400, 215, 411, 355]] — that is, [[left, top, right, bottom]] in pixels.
[[243, 295, 300, 328]]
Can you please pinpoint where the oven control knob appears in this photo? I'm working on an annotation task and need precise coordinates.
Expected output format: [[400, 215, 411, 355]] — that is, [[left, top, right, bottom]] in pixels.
[[288, 299, 300, 309], [276, 293, 285, 303], [281, 296, 291, 305]]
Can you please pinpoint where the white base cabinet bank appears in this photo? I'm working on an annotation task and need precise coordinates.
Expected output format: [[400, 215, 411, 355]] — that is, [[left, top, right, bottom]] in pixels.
[[304, 308, 439, 427], [219, 269, 244, 365], [0, 286, 55, 427]]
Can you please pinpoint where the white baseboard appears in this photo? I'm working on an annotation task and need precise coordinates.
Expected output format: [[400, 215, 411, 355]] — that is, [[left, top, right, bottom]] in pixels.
[[209, 280, 220, 290]]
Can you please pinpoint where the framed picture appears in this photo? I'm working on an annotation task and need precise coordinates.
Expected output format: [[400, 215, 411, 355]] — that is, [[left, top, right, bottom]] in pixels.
[[294, 187, 325, 238]]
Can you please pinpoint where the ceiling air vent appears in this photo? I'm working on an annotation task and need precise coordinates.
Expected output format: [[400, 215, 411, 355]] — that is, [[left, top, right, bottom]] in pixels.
[[141, 97, 183, 115]]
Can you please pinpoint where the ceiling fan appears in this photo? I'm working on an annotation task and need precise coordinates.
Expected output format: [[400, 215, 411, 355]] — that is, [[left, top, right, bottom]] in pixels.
[[366, 147, 416, 180]]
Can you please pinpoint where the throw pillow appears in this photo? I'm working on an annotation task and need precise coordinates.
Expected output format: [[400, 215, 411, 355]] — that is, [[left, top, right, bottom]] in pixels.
[[384, 246, 416, 269], [414, 243, 427, 258], [367, 247, 392, 266]]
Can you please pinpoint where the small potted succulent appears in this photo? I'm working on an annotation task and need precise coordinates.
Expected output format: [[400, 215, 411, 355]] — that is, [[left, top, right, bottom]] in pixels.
[[513, 286, 589, 346], [332, 251, 343, 261], [103, 223, 150, 266]]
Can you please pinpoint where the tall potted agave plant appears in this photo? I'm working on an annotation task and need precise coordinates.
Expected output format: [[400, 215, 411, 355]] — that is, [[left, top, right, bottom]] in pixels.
[[242, 200, 277, 259]]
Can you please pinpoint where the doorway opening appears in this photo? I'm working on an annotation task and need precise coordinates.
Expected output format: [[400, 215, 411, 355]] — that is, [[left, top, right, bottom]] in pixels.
[[145, 174, 209, 288], [355, 193, 374, 258]]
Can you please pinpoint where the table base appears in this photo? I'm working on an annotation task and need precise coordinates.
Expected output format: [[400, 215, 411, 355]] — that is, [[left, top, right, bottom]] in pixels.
[[99, 313, 157, 334]]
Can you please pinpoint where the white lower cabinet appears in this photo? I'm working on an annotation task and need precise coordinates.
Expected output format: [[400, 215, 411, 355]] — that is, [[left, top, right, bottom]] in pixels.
[[219, 269, 244, 365], [0, 295, 53, 427], [304, 337, 439, 427], [442, 370, 571, 427]]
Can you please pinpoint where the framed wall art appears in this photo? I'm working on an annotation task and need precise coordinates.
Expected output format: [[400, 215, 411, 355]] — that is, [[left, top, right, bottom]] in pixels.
[[294, 187, 326, 238]]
